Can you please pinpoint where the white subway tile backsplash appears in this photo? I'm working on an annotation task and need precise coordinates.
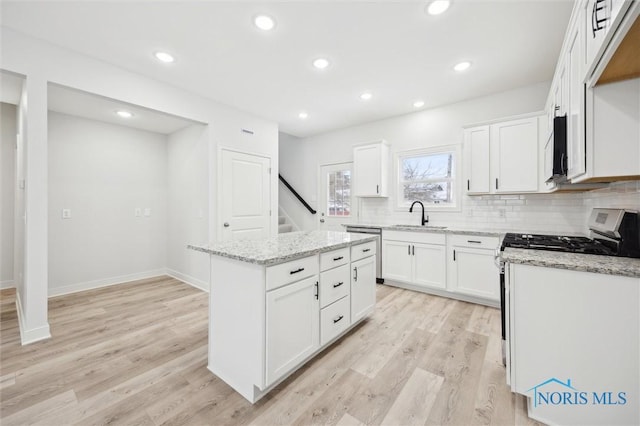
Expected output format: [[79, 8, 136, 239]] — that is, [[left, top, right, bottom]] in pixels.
[[358, 181, 639, 235]]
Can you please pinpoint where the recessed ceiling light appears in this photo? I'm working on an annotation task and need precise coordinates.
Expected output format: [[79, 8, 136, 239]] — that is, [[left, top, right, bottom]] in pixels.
[[298, 111, 309, 119], [254, 14, 276, 31], [115, 110, 134, 118], [154, 51, 175, 63], [312, 58, 330, 70], [426, 0, 451, 15], [454, 61, 472, 72], [413, 100, 425, 108], [360, 92, 373, 101]]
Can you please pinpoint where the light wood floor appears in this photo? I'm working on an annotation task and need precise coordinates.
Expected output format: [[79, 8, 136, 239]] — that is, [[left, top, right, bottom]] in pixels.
[[0, 276, 541, 426]]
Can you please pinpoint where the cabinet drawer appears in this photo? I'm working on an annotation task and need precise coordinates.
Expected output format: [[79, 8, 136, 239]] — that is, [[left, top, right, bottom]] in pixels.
[[448, 234, 499, 249], [266, 255, 319, 291], [351, 241, 376, 262], [320, 296, 350, 346], [383, 230, 446, 245], [320, 247, 350, 271], [319, 264, 350, 308]]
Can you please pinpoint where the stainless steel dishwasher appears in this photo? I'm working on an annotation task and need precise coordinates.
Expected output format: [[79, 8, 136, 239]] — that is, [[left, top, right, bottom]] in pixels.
[[345, 225, 384, 283]]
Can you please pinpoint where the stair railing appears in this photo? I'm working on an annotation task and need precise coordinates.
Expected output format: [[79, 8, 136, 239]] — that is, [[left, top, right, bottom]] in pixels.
[[278, 174, 317, 215]]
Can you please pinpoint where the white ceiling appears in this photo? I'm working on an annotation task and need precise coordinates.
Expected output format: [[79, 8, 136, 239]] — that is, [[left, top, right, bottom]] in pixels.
[[0, 1, 573, 138]]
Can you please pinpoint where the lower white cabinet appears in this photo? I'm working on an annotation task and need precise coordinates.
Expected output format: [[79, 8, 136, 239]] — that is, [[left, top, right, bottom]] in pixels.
[[447, 235, 500, 302], [382, 231, 446, 290], [266, 276, 320, 386], [507, 263, 639, 426], [351, 255, 376, 322], [382, 230, 500, 307], [208, 242, 376, 404]]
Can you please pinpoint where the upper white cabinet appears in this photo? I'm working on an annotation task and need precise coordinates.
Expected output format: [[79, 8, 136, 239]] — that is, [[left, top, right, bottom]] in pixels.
[[566, 6, 587, 180], [353, 141, 390, 197], [490, 117, 540, 193], [463, 125, 490, 194], [464, 115, 541, 195]]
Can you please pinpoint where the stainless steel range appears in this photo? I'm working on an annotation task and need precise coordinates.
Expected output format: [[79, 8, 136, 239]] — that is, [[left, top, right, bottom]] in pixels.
[[498, 208, 640, 364]]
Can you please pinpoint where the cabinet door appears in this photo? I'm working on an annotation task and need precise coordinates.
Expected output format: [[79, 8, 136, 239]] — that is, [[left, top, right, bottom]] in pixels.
[[449, 246, 499, 301], [381, 240, 412, 282], [354, 144, 381, 197], [566, 10, 587, 180], [490, 117, 539, 193], [266, 276, 320, 386], [412, 243, 446, 289], [351, 256, 376, 323], [464, 126, 490, 194]]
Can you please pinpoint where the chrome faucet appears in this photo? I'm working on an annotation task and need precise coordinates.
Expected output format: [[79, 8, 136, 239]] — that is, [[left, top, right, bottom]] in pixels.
[[409, 201, 429, 226]]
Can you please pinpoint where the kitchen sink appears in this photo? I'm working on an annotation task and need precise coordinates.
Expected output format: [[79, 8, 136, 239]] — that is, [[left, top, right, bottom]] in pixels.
[[389, 224, 447, 229]]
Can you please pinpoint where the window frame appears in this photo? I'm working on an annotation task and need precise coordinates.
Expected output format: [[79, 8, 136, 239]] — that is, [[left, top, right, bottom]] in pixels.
[[395, 144, 461, 212]]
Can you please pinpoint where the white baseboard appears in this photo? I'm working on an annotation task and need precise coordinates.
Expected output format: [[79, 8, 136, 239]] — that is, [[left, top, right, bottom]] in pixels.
[[48, 269, 167, 297], [0, 280, 15, 289], [165, 268, 209, 292], [16, 290, 51, 345]]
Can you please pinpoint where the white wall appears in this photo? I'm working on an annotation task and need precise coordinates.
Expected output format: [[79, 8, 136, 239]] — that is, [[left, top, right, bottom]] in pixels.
[[167, 124, 209, 291], [1, 102, 16, 288], [1, 28, 278, 343], [48, 112, 168, 295]]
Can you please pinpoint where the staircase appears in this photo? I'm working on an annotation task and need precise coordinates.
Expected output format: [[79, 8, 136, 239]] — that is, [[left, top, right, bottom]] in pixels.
[[278, 214, 294, 234]]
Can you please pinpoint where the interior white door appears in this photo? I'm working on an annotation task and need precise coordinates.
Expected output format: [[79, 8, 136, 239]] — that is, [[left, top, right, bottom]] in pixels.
[[220, 149, 271, 241], [319, 163, 355, 231]]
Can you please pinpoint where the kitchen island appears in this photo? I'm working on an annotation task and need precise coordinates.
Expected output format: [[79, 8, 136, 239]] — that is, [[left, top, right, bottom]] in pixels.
[[189, 231, 378, 403]]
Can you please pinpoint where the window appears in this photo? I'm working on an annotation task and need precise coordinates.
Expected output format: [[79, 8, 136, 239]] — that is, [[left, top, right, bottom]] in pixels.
[[397, 146, 458, 209], [327, 169, 351, 217]]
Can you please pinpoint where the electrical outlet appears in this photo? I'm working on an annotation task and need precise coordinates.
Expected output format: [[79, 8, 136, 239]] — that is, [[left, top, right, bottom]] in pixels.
[[498, 208, 506, 218], [62, 209, 71, 219], [144, 208, 151, 217], [135, 208, 142, 217]]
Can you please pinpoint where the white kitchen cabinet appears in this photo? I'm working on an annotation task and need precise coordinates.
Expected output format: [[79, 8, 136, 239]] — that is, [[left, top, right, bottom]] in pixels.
[[447, 235, 500, 303], [382, 230, 446, 290], [353, 141, 389, 197], [490, 117, 539, 193], [266, 276, 320, 386], [566, 7, 587, 180], [463, 125, 490, 194], [463, 115, 541, 195], [351, 255, 376, 323], [507, 263, 639, 426]]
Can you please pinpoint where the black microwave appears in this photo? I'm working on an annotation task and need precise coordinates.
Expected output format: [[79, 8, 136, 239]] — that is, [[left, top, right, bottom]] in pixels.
[[546, 115, 567, 183]]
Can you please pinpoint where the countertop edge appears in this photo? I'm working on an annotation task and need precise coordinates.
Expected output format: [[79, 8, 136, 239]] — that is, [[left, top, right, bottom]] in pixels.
[[342, 223, 503, 237]]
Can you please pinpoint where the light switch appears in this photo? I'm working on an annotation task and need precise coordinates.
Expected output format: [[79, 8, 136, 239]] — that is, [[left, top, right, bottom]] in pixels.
[[144, 208, 151, 217], [62, 209, 71, 219], [135, 208, 142, 217]]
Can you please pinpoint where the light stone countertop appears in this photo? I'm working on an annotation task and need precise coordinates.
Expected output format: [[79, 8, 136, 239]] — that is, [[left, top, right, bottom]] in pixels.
[[501, 247, 640, 278], [188, 230, 377, 266], [343, 223, 504, 237]]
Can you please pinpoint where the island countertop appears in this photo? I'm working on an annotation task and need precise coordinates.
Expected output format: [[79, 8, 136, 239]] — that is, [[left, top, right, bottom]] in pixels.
[[501, 247, 640, 278], [188, 230, 377, 266]]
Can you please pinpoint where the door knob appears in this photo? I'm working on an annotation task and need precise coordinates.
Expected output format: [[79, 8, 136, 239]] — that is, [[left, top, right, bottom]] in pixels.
[[320, 219, 325, 223], [223, 222, 230, 227]]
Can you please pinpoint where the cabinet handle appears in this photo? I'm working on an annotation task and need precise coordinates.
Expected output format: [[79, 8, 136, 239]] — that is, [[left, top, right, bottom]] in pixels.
[[314, 281, 318, 300], [467, 240, 482, 244], [333, 315, 344, 324], [353, 267, 358, 281], [453, 249, 456, 261], [467, 179, 470, 191], [376, 184, 379, 194], [333, 256, 344, 261], [592, 0, 607, 37], [412, 245, 415, 256], [290, 267, 305, 275], [561, 153, 566, 174], [408, 245, 411, 255], [362, 248, 371, 253], [495, 178, 499, 190], [333, 281, 344, 288]]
